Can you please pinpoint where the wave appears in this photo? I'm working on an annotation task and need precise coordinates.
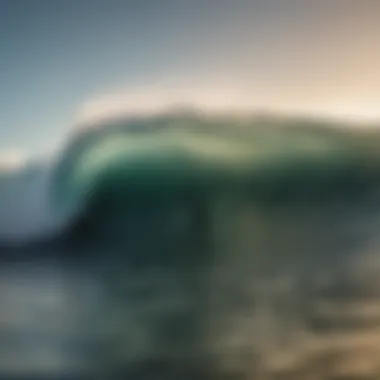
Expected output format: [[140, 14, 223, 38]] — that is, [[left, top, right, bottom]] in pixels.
[[48, 113, 380, 244], [3, 112, 380, 377], [1, 112, 379, 245], [47, 113, 380, 378]]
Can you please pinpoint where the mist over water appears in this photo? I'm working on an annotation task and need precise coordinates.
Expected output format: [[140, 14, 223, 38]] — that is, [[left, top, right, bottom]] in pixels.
[[2, 112, 380, 379], [0, 161, 65, 244]]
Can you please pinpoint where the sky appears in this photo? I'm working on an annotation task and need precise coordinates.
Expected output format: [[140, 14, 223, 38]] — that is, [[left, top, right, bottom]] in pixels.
[[1, 0, 380, 160]]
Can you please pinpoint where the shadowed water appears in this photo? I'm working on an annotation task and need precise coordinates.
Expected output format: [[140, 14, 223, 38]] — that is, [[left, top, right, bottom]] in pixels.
[[3, 193, 380, 379]]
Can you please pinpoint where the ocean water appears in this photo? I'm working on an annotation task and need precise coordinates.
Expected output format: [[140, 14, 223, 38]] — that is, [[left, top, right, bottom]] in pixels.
[[1, 113, 380, 379]]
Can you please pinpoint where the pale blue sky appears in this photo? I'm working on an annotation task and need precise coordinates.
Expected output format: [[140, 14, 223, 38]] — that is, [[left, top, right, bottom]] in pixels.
[[1, 0, 380, 158]]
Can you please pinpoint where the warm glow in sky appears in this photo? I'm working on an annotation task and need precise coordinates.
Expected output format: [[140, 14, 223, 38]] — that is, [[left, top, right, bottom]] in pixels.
[[1, 0, 380, 157]]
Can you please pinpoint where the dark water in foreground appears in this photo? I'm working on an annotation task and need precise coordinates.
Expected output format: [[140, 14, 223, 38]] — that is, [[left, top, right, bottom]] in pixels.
[[2, 192, 380, 380]]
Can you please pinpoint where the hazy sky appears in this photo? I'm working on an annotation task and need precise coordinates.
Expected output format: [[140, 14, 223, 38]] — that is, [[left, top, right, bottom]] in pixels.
[[1, 0, 380, 158]]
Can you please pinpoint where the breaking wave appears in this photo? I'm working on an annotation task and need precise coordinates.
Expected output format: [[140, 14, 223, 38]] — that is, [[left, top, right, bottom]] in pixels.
[[3, 112, 380, 378], [49, 112, 380, 243], [1, 111, 379, 245]]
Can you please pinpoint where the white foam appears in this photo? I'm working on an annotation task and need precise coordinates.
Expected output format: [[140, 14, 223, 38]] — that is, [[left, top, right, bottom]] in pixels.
[[0, 161, 65, 244]]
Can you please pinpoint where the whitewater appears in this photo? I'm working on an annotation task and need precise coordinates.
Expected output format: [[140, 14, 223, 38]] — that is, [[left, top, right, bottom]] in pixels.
[[2, 111, 380, 379]]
